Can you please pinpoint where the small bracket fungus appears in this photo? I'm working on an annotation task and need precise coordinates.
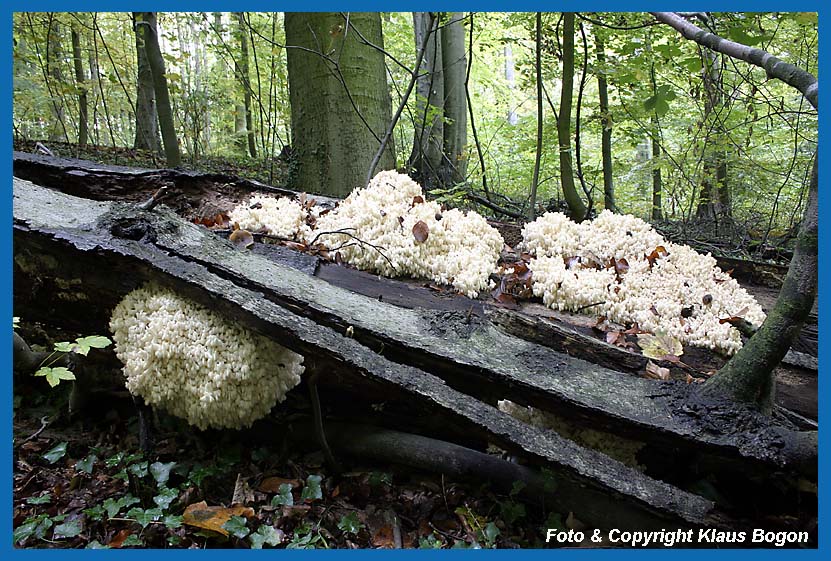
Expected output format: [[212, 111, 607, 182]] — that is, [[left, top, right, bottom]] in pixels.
[[110, 283, 304, 430]]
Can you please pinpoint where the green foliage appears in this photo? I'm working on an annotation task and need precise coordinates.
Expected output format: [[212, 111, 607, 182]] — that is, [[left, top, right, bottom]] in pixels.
[[270, 483, 294, 507], [221, 515, 250, 539], [43, 441, 68, 464], [26, 493, 52, 505], [249, 525, 284, 549], [149, 461, 176, 486], [300, 474, 323, 502], [53, 516, 84, 539], [336, 512, 364, 535], [14, 514, 53, 545], [75, 454, 96, 474]]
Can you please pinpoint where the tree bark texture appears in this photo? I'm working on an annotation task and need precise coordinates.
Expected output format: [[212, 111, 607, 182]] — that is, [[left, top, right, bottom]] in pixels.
[[440, 12, 468, 185], [595, 32, 615, 212], [408, 12, 445, 187], [528, 13, 543, 221], [132, 13, 160, 153], [557, 14, 587, 221], [234, 12, 257, 158], [285, 12, 394, 197], [136, 12, 181, 167], [46, 16, 66, 143], [70, 24, 88, 147]]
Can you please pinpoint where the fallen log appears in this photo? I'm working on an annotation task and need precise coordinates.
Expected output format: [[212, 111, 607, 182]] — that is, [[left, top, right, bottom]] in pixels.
[[14, 178, 816, 523], [13, 177, 726, 531]]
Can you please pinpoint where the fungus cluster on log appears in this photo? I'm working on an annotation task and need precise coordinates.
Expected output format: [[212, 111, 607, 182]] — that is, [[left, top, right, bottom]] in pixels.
[[523, 210, 766, 355], [230, 170, 504, 298], [110, 283, 304, 430]]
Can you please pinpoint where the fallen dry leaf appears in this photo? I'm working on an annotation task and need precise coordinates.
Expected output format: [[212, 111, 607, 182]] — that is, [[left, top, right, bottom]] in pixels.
[[371, 525, 396, 548], [258, 476, 301, 493], [182, 501, 255, 536], [229, 229, 254, 250], [645, 360, 671, 381], [108, 529, 134, 548]]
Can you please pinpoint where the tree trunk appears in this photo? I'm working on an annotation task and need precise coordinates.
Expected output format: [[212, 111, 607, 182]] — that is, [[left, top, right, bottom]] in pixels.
[[408, 12, 444, 188], [234, 12, 256, 158], [70, 23, 88, 147], [696, 47, 730, 221], [440, 12, 468, 185], [132, 13, 161, 154], [701, 156, 817, 412], [136, 12, 181, 167], [528, 13, 543, 221], [650, 116, 663, 220], [557, 13, 587, 221], [285, 12, 394, 197], [46, 16, 66, 143], [595, 32, 615, 212]]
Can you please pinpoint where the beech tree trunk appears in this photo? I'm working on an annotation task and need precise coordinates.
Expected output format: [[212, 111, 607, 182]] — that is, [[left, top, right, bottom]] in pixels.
[[595, 32, 615, 212], [132, 13, 160, 153], [557, 13, 587, 221], [528, 13, 543, 221], [408, 11, 444, 188], [70, 23, 88, 147], [46, 16, 67, 143], [440, 12, 468, 185], [135, 12, 180, 166], [285, 12, 394, 197], [234, 12, 256, 158]]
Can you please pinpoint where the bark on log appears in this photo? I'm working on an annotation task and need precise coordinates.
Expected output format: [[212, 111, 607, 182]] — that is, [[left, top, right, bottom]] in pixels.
[[13, 177, 727, 531], [14, 177, 817, 519]]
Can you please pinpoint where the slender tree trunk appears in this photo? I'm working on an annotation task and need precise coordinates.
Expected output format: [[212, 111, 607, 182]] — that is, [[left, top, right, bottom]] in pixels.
[[595, 32, 615, 212], [557, 13, 587, 221], [285, 12, 394, 197], [234, 12, 257, 158], [528, 13, 543, 221], [70, 23, 88, 147], [408, 12, 444, 188], [440, 12, 468, 185], [700, 156, 817, 412], [504, 43, 518, 125], [697, 46, 729, 220], [132, 12, 160, 152], [46, 17, 67, 142], [653, 11, 819, 413], [136, 12, 181, 167], [648, 33, 662, 221]]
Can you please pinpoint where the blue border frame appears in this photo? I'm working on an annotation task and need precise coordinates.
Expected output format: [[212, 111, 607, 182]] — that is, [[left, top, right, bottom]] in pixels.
[[4, 2, 825, 558]]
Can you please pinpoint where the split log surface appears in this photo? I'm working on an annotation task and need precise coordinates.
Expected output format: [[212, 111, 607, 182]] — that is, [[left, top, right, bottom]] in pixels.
[[14, 177, 726, 531]]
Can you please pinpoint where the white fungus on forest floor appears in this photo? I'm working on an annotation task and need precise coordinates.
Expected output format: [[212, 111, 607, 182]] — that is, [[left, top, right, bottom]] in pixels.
[[522, 210, 766, 355], [109, 283, 304, 430]]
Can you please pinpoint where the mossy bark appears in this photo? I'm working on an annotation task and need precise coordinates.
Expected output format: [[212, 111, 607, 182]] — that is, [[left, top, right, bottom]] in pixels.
[[557, 13, 587, 221], [701, 156, 817, 412], [285, 12, 394, 197]]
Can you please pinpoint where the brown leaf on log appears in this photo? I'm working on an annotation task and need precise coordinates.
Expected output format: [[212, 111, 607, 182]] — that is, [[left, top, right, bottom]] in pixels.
[[644, 360, 671, 381], [229, 229, 254, 250]]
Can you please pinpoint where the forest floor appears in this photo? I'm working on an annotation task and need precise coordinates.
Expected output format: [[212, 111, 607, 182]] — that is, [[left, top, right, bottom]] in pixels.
[[13, 353, 567, 550]]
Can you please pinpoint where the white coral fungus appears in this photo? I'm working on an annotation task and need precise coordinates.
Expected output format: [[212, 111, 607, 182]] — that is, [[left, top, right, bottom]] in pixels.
[[523, 210, 765, 355], [229, 194, 311, 240], [315, 170, 504, 297], [229, 171, 504, 298], [109, 283, 303, 430]]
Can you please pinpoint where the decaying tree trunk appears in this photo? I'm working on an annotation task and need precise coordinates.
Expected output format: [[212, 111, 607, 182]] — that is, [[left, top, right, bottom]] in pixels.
[[15, 177, 734, 532], [14, 170, 816, 530]]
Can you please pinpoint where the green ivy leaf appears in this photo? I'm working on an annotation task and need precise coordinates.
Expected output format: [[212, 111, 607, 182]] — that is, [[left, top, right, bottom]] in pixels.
[[337, 511, 364, 535], [149, 461, 176, 486], [53, 516, 84, 539], [271, 483, 294, 507], [54, 341, 75, 353], [481, 522, 500, 547], [85, 540, 110, 549], [153, 486, 179, 510], [121, 534, 144, 547], [75, 454, 97, 474], [76, 335, 112, 349], [300, 474, 323, 502], [163, 514, 183, 529], [221, 515, 250, 539], [249, 525, 284, 549], [43, 442, 68, 464], [83, 505, 106, 521], [13, 515, 52, 544], [127, 461, 149, 478], [103, 495, 140, 518], [126, 507, 162, 528], [26, 493, 52, 505]]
